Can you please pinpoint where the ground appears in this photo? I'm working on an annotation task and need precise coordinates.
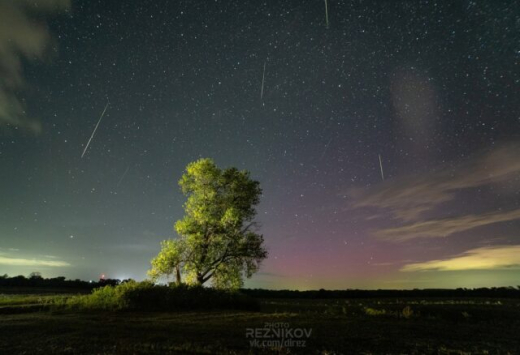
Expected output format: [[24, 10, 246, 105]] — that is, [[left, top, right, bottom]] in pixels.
[[1, 294, 519, 354]]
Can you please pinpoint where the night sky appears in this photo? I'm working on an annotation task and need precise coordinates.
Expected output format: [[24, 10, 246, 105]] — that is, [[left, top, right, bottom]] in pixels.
[[1, 0, 519, 289]]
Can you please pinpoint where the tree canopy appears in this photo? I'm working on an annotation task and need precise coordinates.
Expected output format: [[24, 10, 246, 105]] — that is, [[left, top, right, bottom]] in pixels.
[[148, 158, 267, 289]]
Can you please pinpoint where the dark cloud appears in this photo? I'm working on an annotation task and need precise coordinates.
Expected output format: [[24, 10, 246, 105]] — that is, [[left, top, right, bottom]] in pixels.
[[0, 0, 70, 133]]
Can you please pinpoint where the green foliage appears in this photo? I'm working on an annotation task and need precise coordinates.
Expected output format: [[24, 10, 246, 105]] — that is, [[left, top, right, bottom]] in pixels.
[[402, 305, 413, 319], [363, 305, 416, 319], [0, 294, 68, 307], [148, 239, 185, 283], [65, 286, 123, 310], [60, 281, 259, 312], [364, 307, 387, 316], [149, 158, 268, 289]]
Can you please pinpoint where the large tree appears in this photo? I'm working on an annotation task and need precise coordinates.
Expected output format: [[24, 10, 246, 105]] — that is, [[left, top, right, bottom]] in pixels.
[[148, 158, 267, 289]]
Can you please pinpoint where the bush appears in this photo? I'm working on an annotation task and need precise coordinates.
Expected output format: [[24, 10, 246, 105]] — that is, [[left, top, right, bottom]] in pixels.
[[59, 281, 260, 312], [402, 305, 413, 319], [364, 307, 387, 316], [64, 285, 127, 310]]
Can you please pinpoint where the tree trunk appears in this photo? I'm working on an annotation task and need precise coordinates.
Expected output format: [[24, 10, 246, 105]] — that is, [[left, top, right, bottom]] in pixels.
[[175, 265, 182, 285], [196, 273, 205, 285]]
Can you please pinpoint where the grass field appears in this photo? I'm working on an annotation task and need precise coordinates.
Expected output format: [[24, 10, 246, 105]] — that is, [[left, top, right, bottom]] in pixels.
[[1, 293, 519, 354]]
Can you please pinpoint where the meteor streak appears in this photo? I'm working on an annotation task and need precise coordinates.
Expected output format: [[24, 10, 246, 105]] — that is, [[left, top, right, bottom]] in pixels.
[[324, 0, 329, 28], [260, 60, 266, 100], [117, 165, 130, 186], [81, 101, 109, 158], [320, 138, 333, 160], [378, 154, 385, 181]]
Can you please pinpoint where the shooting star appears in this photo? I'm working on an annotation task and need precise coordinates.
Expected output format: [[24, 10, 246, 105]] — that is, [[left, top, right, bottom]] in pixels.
[[260, 60, 266, 100], [324, 0, 329, 28], [320, 138, 333, 160], [378, 154, 385, 181], [81, 100, 109, 158], [117, 165, 130, 186]]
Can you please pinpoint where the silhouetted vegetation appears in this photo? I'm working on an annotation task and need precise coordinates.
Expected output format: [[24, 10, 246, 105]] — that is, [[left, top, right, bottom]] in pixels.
[[60, 281, 260, 311], [0, 274, 123, 292], [241, 287, 520, 299]]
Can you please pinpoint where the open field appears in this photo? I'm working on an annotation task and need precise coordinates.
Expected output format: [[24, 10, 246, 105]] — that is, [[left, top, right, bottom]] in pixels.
[[1, 293, 519, 354]]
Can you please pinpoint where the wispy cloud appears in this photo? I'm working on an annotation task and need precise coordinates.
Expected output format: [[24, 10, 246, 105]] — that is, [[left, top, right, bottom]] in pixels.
[[0, 256, 70, 267], [346, 144, 520, 243], [347, 144, 520, 222], [401, 245, 520, 272], [0, 0, 70, 133], [375, 209, 520, 241]]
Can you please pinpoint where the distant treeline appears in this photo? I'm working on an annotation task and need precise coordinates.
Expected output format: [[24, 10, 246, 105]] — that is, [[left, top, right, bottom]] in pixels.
[[2, 274, 519, 298], [241, 287, 520, 299], [0, 274, 124, 290]]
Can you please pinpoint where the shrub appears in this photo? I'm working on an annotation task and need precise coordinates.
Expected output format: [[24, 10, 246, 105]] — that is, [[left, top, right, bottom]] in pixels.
[[58, 281, 260, 312], [64, 286, 126, 310], [402, 306, 413, 319], [364, 307, 387, 316]]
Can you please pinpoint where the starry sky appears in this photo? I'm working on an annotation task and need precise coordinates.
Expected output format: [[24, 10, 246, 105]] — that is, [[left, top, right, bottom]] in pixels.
[[1, 0, 519, 290]]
